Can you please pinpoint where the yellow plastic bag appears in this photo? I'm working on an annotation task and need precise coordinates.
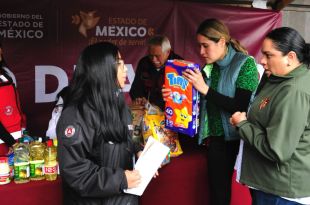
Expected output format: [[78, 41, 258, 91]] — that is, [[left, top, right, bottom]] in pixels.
[[142, 104, 183, 159]]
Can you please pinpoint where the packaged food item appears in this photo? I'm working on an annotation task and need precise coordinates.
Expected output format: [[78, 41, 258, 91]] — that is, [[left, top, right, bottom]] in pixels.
[[162, 129, 182, 157], [142, 103, 183, 163], [0, 157, 10, 185], [164, 59, 200, 137], [130, 105, 145, 145]]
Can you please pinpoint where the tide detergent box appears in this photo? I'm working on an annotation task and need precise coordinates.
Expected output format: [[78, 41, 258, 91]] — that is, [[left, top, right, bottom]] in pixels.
[[164, 59, 200, 137]]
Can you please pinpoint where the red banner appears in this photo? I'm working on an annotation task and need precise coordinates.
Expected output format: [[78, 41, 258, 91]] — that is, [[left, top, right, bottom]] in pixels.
[[0, 0, 281, 136]]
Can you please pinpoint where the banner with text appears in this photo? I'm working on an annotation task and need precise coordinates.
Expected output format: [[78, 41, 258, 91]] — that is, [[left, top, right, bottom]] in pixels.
[[0, 0, 281, 136]]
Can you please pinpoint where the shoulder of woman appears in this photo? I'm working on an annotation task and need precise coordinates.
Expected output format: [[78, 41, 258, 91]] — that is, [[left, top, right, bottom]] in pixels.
[[241, 56, 257, 70], [236, 57, 259, 90], [57, 105, 96, 143]]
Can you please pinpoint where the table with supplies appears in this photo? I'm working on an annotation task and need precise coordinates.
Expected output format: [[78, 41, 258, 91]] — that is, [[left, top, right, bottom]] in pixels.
[[0, 137, 251, 205]]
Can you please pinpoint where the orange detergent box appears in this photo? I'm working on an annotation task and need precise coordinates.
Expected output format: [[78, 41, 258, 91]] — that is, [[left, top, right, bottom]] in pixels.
[[164, 59, 200, 137]]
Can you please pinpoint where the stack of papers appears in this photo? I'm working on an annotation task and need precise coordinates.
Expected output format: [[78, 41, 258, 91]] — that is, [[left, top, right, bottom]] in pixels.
[[124, 136, 170, 196]]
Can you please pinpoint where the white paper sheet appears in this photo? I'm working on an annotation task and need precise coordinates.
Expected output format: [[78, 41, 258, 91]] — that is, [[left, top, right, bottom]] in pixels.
[[124, 136, 170, 196]]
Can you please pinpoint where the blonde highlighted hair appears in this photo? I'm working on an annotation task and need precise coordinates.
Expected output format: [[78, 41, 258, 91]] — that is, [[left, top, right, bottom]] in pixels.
[[196, 18, 248, 55]]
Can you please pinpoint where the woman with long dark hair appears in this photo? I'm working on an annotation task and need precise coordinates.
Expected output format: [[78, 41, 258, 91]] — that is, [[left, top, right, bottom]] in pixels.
[[57, 42, 142, 205]]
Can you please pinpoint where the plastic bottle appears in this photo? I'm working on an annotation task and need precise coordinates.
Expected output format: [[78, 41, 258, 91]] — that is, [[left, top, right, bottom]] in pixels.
[[44, 139, 58, 181], [52, 138, 60, 175], [52, 138, 58, 148], [13, 138, 30, 184], [29, 137, 45, 180], [22, 130, 34, 143]]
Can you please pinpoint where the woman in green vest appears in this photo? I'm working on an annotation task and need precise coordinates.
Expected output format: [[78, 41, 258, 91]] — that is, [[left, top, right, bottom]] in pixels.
[[182, 18, 259, 205]]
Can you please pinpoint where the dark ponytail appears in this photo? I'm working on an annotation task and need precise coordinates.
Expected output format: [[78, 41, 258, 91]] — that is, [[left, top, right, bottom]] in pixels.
[[303, 43, 310, 68]]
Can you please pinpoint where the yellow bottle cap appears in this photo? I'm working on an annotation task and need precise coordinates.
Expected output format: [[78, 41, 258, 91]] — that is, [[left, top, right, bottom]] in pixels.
[[53, 139, 58, 147]]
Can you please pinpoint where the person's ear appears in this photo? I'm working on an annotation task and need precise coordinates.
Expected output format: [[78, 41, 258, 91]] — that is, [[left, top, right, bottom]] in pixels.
[[286, 51, 297, 66], [167, 49, 171, 56], [218, 37, 226, 47], [164, 49, 171, 60]]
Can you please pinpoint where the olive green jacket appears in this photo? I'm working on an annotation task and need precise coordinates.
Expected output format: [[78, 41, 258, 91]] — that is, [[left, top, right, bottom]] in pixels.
[[237, 64, 310, 198]]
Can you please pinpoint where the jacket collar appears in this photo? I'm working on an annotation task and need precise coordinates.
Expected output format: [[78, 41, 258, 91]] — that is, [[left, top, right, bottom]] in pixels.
[[216, 44, 236, 68], [268, 64, 308, 83]]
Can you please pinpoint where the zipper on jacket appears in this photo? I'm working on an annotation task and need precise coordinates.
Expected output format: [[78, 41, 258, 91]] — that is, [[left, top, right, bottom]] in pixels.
[[276, 163, 280, 171]]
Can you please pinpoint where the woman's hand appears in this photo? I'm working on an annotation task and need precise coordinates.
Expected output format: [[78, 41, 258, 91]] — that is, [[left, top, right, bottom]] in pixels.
[[182, 69, 209, 95], [136, 151, 143, 158], [153, 170, 159, 178], [7, 146, 14, 155], [7, 142, 17, 155], [125, 170, 141, 189], [230, 111, 247, 126], [162, 85, 171, 101]]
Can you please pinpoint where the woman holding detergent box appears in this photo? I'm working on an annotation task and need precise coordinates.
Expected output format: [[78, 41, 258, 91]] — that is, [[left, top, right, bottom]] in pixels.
[[164, 18, 259, 205]]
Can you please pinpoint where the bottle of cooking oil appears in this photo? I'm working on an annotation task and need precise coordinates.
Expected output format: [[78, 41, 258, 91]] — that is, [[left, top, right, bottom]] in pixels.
[[52, 138, 60, 175], [13, 138, 30, 184], [44, 139, 57, 181], [29, 137, 45, 181], [53, 138, 58, 148]]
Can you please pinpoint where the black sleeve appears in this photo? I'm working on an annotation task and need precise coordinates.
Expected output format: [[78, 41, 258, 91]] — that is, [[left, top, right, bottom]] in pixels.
[[206, 87, 252, 114], [56, 86, 69, 101], [129, 60, 145, 100], [0, 122, 16, 147], [1, 69, 13, 84]]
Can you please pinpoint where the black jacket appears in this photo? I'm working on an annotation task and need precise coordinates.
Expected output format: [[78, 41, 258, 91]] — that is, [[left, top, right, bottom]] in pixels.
[[129, 51, 183, 110], [57, 104, 141, 205]]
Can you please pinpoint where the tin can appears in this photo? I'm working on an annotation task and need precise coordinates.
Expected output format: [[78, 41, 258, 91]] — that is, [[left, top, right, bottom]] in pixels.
[[0, 157, 10, 185]]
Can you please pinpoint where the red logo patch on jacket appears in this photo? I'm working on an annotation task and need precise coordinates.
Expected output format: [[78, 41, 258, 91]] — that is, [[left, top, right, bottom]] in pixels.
[[0, 84, 24, 133], [259, 97, 270, 110], [4, 106, 13, 115]]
